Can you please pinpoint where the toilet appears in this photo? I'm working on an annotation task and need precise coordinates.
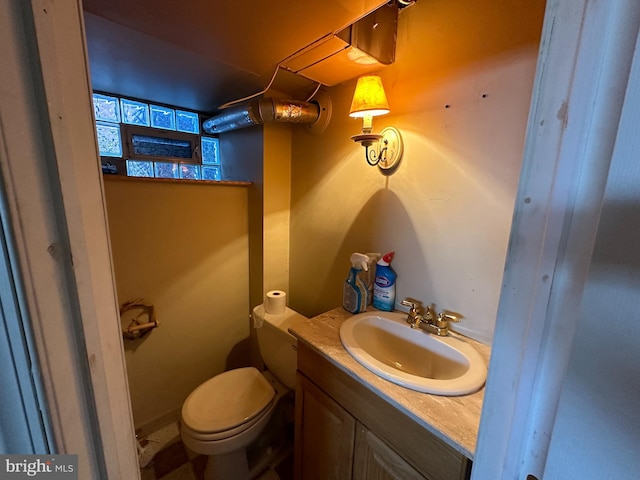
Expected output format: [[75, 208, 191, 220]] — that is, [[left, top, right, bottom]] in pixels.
[[180, 306, 307, 480]]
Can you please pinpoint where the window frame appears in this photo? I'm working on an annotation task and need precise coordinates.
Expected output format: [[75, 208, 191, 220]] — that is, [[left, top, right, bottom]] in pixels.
[[122, 125, 201, 164]]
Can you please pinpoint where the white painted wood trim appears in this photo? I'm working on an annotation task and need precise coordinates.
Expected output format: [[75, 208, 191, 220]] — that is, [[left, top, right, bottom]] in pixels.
[[28, 1, 140, 477], [0, 1, 138, 477], [2, 3, 100, 474], [472, 1, 640, 478]]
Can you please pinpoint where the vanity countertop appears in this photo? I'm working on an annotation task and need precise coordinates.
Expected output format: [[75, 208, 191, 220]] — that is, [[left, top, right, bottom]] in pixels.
[[289, 307, 491, 460]]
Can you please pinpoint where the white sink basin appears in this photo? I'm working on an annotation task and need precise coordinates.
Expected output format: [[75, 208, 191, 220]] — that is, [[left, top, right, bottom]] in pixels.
[[339, 311, 487, 396]]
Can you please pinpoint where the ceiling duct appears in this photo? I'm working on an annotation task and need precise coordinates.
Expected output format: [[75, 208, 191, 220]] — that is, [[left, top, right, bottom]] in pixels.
[[203, 98, 321, 134], [280, 2, 399, 86]]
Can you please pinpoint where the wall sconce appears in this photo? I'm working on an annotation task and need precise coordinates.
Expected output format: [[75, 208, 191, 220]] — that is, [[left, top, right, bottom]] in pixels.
[[349, 75, 403, 170]]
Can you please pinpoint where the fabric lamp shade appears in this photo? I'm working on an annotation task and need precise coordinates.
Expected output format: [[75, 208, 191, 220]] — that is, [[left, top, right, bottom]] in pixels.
[[349, 75, 390, 118]]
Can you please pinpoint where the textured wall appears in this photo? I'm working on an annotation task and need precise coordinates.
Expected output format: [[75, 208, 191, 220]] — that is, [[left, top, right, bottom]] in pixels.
[[104, 178, 250, 428], [289, 0, 546, 343]]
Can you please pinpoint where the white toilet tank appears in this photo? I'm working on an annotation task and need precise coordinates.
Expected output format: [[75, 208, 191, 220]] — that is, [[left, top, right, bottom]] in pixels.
[[253, 306, 307, 389]]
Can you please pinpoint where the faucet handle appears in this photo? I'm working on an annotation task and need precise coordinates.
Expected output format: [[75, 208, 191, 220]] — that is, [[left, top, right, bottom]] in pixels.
[[401, 299, 424, 329], [439, 312, 460, 323], [401, 298, 418, 309], [401, 298, 423, 313], [436, 311, 460, 329]]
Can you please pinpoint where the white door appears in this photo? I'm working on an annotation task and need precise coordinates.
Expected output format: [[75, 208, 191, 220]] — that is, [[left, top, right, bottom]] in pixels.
[[541, 18, 640, 480], [473, 1, 640, 479]]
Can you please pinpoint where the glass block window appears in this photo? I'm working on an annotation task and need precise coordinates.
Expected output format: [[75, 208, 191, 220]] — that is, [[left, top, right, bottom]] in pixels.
[[154, 162, 180, 179], [93, 92, 225, 182], [176, 110, 199, 134], [93, 94, 121, 123], [150, 105, 176, 130], [201, 137, 220, 165], [96, 122, 123, 157], [121, 99, 150, 126], [179, 164, 201, 180], [126, 160, 154, 178], [202, 165, 221, 181]]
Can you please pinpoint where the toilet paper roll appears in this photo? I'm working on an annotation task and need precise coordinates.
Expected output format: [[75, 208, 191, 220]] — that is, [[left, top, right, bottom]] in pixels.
[[264, 290, 287, 315]]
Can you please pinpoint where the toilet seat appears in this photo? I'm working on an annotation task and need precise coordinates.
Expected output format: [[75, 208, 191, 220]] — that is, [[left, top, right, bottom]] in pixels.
[[181, 370, 287, 457], [181, 367, 275, 440]]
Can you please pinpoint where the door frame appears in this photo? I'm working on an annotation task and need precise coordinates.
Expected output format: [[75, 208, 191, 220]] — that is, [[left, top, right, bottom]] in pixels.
[[3, 0, 638, 478], [1, 1, 138, 478], [473, 1, 640, 478]]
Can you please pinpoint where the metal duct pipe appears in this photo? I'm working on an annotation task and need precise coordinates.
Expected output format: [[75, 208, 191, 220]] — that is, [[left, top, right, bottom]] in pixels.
[[203, 98, 320, 134]]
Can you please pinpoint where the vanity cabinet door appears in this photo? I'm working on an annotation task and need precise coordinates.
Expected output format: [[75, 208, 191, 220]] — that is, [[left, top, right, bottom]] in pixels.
[[353, 423, 427, 480], [294, 372, 356, 480], [295, 341, 471, 480]]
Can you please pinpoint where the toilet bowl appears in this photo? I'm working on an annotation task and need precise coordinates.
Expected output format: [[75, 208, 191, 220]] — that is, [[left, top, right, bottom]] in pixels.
[[180, 306, 306, 480]]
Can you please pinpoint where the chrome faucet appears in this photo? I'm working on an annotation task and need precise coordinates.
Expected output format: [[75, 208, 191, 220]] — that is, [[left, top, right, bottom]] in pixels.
[[400, 298, 460, 336]]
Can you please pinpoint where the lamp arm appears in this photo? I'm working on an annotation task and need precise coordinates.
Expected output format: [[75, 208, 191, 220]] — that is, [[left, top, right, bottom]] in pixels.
[[365, 145, 378, 165], [365, 142, 388, 166]]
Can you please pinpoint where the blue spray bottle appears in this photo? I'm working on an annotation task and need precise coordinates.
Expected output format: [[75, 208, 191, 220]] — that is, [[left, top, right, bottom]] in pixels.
[[343, 253, 370, 314], [373, 252, 397, 311]]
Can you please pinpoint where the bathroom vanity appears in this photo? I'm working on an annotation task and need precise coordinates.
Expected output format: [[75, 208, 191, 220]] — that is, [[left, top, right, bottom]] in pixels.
[[290, 308, 490, 480]]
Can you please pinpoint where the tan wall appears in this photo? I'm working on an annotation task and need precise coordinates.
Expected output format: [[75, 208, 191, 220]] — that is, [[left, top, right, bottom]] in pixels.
[[289, 0, 546, 343], [263, 123, 292, 295], [104, 178, 250, 428], [220, 128, 264, 309], [219, 123, 294, 367]]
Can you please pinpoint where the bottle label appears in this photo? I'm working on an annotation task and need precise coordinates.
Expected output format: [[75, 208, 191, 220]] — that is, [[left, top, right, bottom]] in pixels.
[[343, 275, 367, 314], [373, 283, 396, 311], [343, 283, 358, 313]]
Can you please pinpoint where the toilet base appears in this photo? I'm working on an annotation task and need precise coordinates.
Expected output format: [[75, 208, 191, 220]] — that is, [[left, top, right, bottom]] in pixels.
[[204, 449, 249, 480], [183, 371, 294, 480], [246, 398, 290, 478], [201, 396, 291, 480]]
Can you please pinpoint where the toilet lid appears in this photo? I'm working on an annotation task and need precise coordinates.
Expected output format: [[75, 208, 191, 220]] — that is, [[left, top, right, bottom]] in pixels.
[[182, 367, 275, 433]]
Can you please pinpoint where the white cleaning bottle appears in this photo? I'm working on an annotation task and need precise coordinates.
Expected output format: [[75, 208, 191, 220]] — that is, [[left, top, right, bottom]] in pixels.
[[343, 253, 370, 314]]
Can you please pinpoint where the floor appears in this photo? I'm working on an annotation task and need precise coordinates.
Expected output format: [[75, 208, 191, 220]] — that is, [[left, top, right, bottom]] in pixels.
[[139, 438, 294, 480]]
